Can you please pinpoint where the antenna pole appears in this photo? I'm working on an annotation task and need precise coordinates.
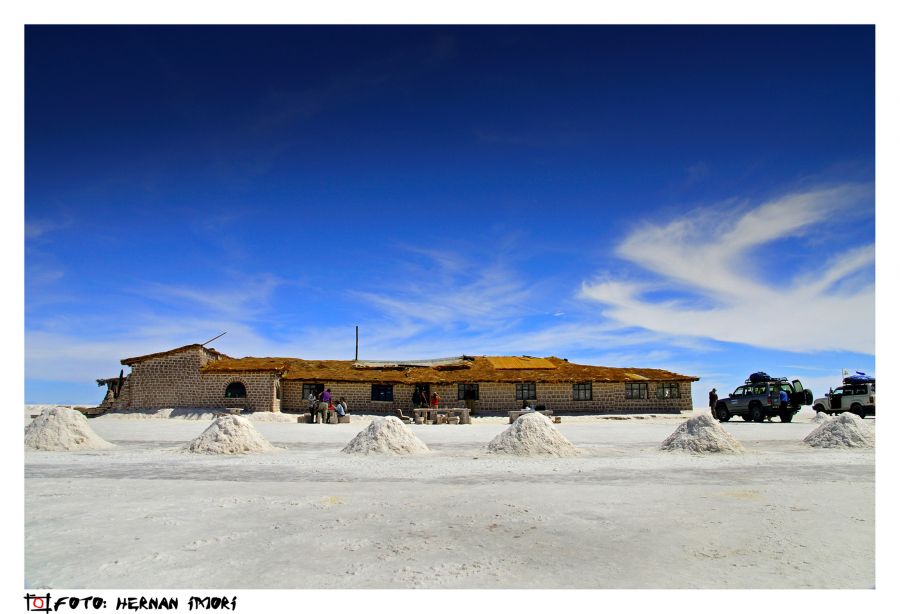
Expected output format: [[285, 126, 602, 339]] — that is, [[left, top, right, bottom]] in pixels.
[[201, 331, 227, 347], [355, 326, 359, 361]]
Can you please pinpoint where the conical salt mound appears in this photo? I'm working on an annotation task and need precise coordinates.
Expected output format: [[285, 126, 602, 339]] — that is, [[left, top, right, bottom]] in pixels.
[[804, 413, 875, 448], [25, 407, 115, 451], [487, 412, 580, 457], [184, 415, 277, 454], [660, 414, 744, 454], [812, 411, 830, 424], [341, 416, 429, 455]]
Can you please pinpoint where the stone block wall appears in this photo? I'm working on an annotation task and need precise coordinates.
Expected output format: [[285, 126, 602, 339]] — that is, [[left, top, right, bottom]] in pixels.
[[99, 347, 282, 413], [282, 381, 306, 411], [277, 379, 692, 414], [116, 347, 215, 410], [199, 373, 279, 413]]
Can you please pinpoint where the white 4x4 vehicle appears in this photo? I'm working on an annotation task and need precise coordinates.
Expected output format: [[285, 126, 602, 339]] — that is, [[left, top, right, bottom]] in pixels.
[[812, 382, 875, 418]]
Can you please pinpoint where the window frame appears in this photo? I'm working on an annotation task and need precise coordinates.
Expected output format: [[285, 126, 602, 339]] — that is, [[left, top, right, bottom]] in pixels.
[[457, 383, 480, 401], [624, 382, 648, 400], [572, 382, 593, 401], [515, 382, 537, 401], [224, 381, 247, 399], [302, 383, 323, 399], [371, 384, 394, 402], [656, 382, 681, 399]]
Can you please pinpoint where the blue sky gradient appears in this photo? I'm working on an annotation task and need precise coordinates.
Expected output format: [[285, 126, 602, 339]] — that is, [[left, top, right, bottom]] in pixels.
[[25, 25, 875, 405]]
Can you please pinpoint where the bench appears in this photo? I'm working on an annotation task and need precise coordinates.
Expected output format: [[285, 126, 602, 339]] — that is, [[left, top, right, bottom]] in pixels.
[[411, 408, 471, 424]]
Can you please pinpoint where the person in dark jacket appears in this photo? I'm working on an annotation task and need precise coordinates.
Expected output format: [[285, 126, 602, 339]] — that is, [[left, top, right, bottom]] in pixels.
[[709, 388, 718, 416]]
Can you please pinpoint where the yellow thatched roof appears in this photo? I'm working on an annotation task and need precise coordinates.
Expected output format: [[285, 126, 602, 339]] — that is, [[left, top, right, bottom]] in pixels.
[[484, 356, 556, 370], [199, 355, 698, 384]]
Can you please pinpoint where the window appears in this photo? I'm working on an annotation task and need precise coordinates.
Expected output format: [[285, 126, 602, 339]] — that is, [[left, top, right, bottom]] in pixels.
[[516, 382, 536, 400], [224, 382, 247, 398], [625, 382, 648, 399], [656, 382, 680, 399], [371, 384, 394, 402], [572, 383, 592, 401], [302, 383, 324, 398], [458, 383, 479, 401]]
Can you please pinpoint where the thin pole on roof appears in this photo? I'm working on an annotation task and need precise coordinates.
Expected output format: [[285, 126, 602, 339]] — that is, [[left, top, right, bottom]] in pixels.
[[201, 331, 227, 347], [355, 326, 359, 361]]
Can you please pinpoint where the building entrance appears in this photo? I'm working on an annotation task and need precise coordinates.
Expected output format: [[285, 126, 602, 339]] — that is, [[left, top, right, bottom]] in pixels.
[[413, 384, 430, 408]]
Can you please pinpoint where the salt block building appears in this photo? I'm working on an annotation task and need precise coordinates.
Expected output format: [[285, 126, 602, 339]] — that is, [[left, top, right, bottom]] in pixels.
[[97, 344, 698, 414]]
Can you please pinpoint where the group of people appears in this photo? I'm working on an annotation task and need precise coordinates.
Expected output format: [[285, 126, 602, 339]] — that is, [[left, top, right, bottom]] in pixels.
[[413, 389, 441, 409], [307, 388, 349, 424]]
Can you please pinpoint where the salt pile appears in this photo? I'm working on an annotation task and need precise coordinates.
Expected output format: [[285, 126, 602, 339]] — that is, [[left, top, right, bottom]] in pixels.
[[184, 415, 278, 454], [25, 407, 115, 451], [804, 413, 875, 449], [659, 414, 744, 454], [487, 412, 580, 457], [341, 416, 429, 455], [812, 411, 831, 424]]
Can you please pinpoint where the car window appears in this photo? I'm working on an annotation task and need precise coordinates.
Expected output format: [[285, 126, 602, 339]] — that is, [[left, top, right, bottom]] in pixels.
[[733, 386, 745, 396], [834, 387, 845, 395]]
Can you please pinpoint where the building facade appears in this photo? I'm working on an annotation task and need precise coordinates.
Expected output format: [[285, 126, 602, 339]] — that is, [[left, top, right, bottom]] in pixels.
[[98, 345, 698, 415]]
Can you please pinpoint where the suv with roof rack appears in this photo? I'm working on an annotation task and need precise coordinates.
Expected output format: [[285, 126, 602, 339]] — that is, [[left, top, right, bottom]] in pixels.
[[812, 374, 875, 418], [714, 373, 813, 423]]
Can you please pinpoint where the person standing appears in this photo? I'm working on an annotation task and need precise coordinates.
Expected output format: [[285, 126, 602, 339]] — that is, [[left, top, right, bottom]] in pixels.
[[708, 388, 718, 416], [318, 388, 331, 425], [431, 391, 440, 409], [779, 387, 790, 413], [307, 391, 318, 423]]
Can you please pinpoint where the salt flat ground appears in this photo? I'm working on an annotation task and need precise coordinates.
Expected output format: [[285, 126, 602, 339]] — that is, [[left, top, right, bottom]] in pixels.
[[24, 408, 874, 589]]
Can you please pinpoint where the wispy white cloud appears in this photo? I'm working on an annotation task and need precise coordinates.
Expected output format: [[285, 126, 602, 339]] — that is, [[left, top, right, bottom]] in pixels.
[[580, 184, 874, 354], [135, 273, 287, 322], [348, 248, 543, 333], [25, 218, 69, 240]]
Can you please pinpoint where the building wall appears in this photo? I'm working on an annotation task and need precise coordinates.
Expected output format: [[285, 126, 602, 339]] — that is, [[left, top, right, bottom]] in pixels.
[[114, 347, 214, 410], [101, 345, 691, 414], [199, 373, 279, 413], [101, 347, 281, 413], [277, 380, 692, 414]]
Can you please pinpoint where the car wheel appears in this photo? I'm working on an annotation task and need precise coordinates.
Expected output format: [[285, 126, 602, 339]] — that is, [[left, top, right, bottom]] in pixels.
[[749, 403, 764, 423], [813, 404, 825, 414], [780, 412, 793, 423], [716, 407, 731, 422], [851, 403, 865, 418]]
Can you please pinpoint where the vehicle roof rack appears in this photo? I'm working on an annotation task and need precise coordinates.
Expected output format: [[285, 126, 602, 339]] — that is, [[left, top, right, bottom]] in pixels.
[[744, 376, 789, 385]]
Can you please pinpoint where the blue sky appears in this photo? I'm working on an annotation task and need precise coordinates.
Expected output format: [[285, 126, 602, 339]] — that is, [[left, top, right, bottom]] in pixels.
[[24, 25, 875, 405]]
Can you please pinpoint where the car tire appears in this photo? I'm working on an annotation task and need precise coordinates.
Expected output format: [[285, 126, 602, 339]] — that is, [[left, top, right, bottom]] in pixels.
[[780, 412, 793, 423], [716, 407, 731, 422], [851, 403, 865, 419], [814, 404, 825, 413], [749, 403, 764, 423]]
